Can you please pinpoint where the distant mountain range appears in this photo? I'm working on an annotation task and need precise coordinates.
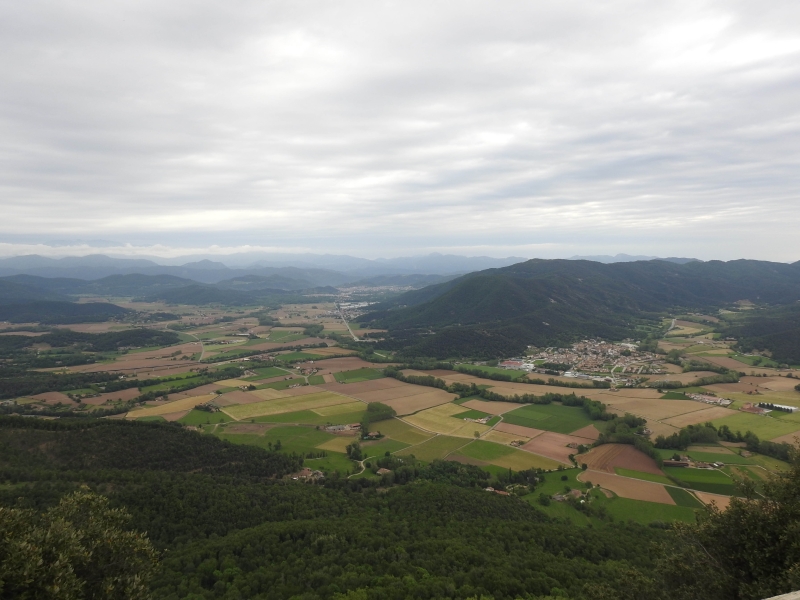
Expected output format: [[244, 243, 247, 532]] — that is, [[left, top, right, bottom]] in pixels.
[[0, 253, 527, 283], [361, 259, 800, 359], [568, 254, 699, 264]]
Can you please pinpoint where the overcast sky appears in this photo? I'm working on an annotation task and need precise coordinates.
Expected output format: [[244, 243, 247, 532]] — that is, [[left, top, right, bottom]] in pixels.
[[1, 0, 799, 261]]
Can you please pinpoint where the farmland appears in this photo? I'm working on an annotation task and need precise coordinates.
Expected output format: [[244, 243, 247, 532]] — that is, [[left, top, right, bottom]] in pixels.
[[396, 435, 471, 461], [222, 390, 355, 420], [501, 403, 595, 434], [403, 403, 492, 437]]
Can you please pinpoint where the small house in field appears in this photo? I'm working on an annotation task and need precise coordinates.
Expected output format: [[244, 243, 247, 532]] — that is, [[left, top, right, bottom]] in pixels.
[[376, 468, 392, 475]]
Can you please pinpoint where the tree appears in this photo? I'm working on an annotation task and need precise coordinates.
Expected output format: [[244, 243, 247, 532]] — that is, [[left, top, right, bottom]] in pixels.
[[655, 445, 800, 600], [0, 489, 158, 599]]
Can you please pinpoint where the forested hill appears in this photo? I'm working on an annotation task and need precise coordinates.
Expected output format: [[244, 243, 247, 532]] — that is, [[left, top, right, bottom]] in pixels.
[[361, 259, 800, 358]]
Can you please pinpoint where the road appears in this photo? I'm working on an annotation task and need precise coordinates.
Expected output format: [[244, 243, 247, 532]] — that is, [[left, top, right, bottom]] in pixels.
[[336, 301, 359, 342]]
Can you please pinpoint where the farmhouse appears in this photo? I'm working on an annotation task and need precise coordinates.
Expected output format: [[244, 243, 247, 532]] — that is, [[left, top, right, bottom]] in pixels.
[[741, 403, 768, 415]]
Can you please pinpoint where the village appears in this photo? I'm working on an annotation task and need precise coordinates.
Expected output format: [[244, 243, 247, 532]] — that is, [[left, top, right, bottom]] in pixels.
[[494, 339, 667, 384]]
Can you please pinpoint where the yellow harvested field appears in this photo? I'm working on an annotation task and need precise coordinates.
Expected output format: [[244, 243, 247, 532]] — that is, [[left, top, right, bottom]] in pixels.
[[222, 391, 352, 420], [403, 403, 490, 437], [483, 430, 531, 446], [461, 399, 522, 415], [127, 394, 217, 417], [383, 390, 454, 415], [449, 422, 493, 438], [250, 388, 290, 401], [316, 437, 354, 452], [215, 379, 250, 388], [605, 398, 712, 421], [578, 471, 675, 505], [373, 418, 434, 445], [492, 450, 562, 471], [312, 401, 365, 416], [694, 492, 732, 510], [662, 406, 739, 428], [770, 430, 800, 445], [646, 421, 682, 438]]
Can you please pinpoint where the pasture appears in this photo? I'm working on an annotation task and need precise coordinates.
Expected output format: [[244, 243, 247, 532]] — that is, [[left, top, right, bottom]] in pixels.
[[663, 467, 738, 496], [396, 435, 470, 461], [502, 403, 594, 434], [369, 418, 434, 445], [711, 411, 800, 440], [613, 468, 673, 485], [334, 368, 385, 383], [457, 440, 562, 470]]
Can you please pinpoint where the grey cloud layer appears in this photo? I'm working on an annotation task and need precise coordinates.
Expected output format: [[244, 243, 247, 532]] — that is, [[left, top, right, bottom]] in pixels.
[[1, 0, 799, 259]]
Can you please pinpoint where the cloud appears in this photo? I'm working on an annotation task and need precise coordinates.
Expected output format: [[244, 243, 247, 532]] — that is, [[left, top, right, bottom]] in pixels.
[[0, 0, 798, 260]]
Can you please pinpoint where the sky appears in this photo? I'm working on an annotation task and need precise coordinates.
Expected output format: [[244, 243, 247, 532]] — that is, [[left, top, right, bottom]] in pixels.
[[1, 0, 799, 262]]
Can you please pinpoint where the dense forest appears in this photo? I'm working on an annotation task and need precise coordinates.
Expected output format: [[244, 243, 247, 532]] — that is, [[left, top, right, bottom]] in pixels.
[[361, 259, 800, 358], [718, 304, 800, 365], [1, 416, 798, 599]]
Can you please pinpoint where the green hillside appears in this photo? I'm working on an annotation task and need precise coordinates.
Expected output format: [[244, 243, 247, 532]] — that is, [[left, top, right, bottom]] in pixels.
[[362, 259, 800, 358]]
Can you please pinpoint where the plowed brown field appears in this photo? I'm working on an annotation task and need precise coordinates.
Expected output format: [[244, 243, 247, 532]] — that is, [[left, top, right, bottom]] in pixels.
[[578, 471, 675, 505], [580, 444, 663, 475], [521, 431, 588, 463], [570, 424, 601, 440]]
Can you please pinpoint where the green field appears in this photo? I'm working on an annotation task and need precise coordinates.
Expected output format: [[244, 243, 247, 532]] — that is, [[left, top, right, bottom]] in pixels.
[[711, 412, 800, 440], [179, 409, 232, 425], [661, 392, 690, 400], [603, 497, 698, 524], [458, 440, 515, 461], [334, 368, 385, 384], [614, 468, 673, 485], [303, 453, 358, 475], [308, 375, 325, 385], [217, 425, 334, 455], [397, 435, 470, 461], [664, 466, 738, 496], [456, 440, 561, 470], [502, 403, 594, 434], [666, 487, 705, 508]]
